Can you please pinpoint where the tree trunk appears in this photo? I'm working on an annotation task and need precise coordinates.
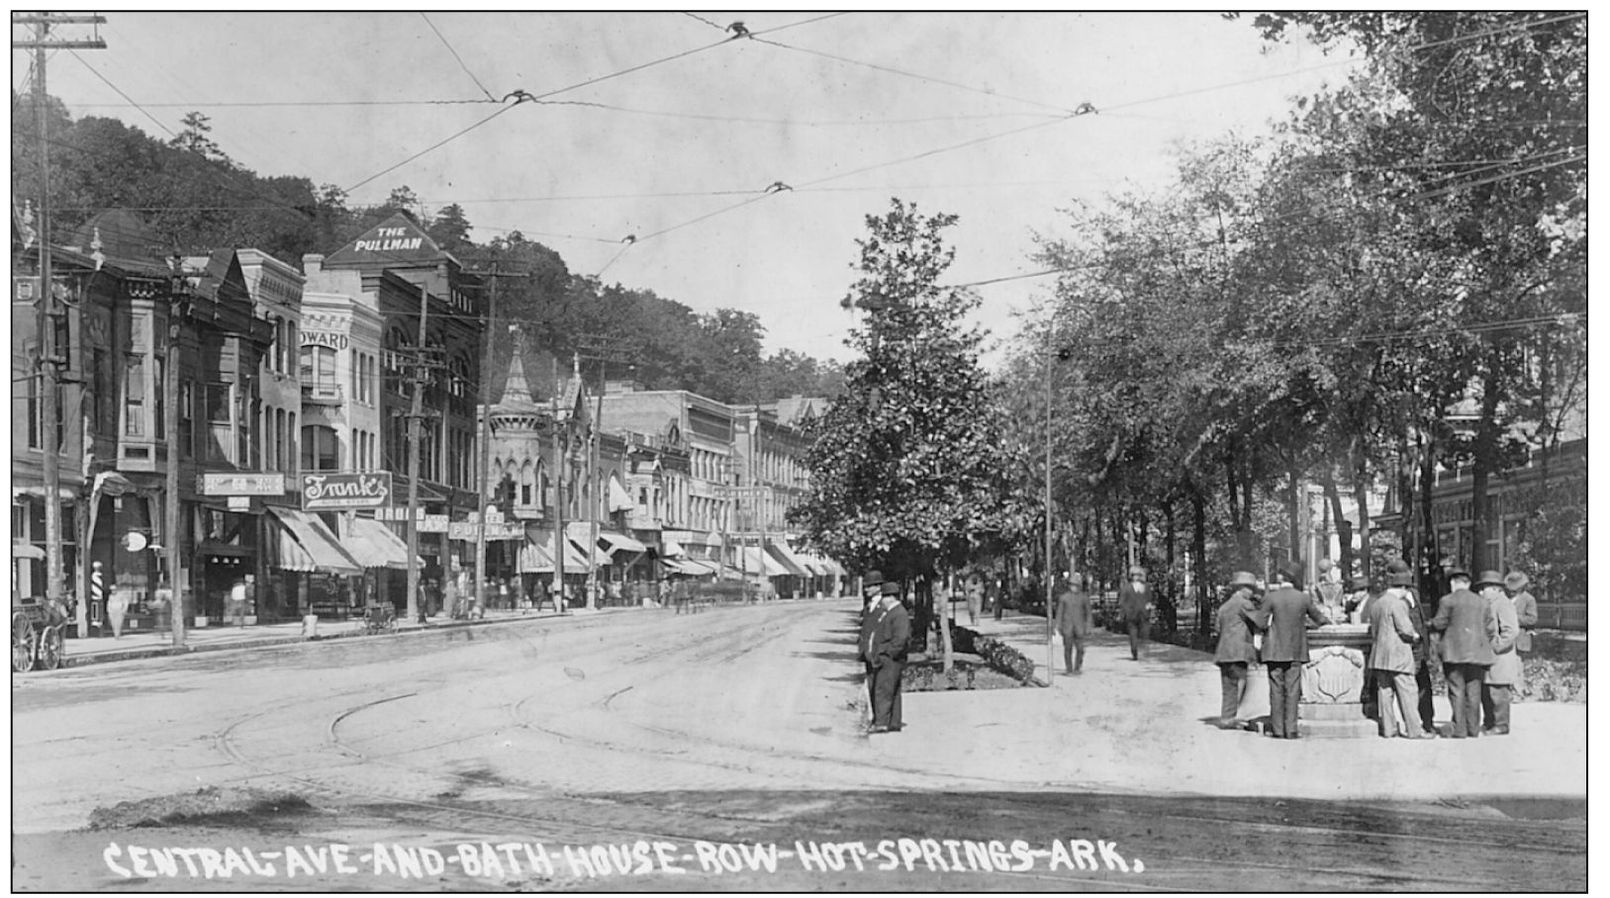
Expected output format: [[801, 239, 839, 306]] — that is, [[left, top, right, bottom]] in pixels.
[[1322, 472, 1353, 580], [939, 571, 954, 674], [1393, 432, 1412, 563], [1241, 461, 1255, 569], [1351, 449, 1373, 582], [1192, 484, 1209, 636], [1288, 460, 1303, 566], [1417, 428, 1442, 599], [1468, 357, 1507, 573]]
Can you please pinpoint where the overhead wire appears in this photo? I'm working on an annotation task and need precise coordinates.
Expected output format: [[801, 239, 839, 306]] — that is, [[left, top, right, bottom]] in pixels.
[[751, 36, 1079, 115], [419, 12, 499, 102]]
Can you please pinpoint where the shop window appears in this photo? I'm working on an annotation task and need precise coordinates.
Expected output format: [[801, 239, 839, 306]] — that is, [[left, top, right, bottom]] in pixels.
[[154, 357, 166, 437]]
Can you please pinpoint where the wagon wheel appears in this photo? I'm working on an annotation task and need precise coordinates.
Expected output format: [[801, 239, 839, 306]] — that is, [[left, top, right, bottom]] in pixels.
[[12, 612, 36, 674], [37, 624, 64, 671]]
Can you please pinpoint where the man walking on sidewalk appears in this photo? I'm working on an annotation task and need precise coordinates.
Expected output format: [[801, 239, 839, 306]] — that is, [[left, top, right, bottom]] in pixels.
[[1118, 566, 1152, 661], [864, 580, 910, 734], [1054, 573, 1093, 675], [1254, 563, 1328, 739]]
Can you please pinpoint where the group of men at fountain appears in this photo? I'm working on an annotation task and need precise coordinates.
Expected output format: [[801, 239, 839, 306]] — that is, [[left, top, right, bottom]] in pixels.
[[1214, 559, 1539, 739]]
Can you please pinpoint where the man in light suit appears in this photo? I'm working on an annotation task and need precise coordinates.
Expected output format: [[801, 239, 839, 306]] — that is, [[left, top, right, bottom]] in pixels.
[[864, 580, 911, 734], [1477, 570, 1520, 735], [1427, 568, 1496, 738], [1054, 572, 1093, 675], [1214, 571, 1263, 729], [1365, 577, 1429, 738], [1253, 562, 1329, 739]]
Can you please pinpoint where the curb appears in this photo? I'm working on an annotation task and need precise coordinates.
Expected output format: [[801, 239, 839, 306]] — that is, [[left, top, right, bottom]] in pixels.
[[53, 610, 578, 670]]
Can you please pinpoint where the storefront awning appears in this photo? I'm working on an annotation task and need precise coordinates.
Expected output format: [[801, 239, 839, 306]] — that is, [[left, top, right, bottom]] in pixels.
[[597, 531, 647, 555], [345, 517, 422, 570], [520, 530, 596, 574], [766, 541, 814, 577], [267, 508, 362, 575], [741, 547, 789, 578], [662, 539, 686, 557]]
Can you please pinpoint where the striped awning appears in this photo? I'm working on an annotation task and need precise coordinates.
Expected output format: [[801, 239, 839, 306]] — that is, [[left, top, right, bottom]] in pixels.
[[344, 517, 421, 570], [741, 547, 790, 578], [520, 529, 596, 573], [766, 541, 815, 577], [267, 508, 362, 575], [597, 530, 647, 555]]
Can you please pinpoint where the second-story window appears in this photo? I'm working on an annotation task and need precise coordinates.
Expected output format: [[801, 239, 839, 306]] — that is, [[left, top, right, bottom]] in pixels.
[[124, 354, 145, 437], [299, 346, 337, 385]]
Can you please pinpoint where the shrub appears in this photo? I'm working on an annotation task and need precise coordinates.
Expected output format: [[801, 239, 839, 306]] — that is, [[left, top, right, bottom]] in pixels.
[[949, 624, 1037, 684]]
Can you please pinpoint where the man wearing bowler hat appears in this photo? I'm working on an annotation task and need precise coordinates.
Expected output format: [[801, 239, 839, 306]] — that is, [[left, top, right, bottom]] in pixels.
[[1252, 562, 1329, 739], [864, 579, 911, 733], [1386, 560, 1438, 734], [1427, 568, 1495, 738]]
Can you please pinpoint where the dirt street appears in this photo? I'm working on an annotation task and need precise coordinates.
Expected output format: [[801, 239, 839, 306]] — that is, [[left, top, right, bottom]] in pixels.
[[10, 600, 1587, 891]]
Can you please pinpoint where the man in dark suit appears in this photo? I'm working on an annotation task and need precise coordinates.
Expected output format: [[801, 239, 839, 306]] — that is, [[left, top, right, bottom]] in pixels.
[[1118, 566, 1152, 660], [1214, 571, 1263, 729], [858, 570, 885, 708], [1054, 573, 1093, 675], [1253, 562, 1329, 739], [865, 580, 911, 734], [1427, 568, 1496, 738]]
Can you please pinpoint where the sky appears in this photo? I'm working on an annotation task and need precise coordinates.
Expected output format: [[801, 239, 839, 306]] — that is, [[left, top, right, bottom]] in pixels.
[[14, 10, 1355, 367]]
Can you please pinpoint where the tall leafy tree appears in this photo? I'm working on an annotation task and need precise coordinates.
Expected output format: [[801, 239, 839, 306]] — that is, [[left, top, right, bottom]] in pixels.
[[793, 199, 1027, 593]]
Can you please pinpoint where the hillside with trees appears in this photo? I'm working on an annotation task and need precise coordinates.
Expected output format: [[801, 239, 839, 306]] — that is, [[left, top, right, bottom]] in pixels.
[[11, 95, 845, 406]]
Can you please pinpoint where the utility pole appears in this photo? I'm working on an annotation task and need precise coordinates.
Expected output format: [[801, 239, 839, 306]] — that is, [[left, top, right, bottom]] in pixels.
[[575, 339, 636, 610], [463, 266, 526, 613], [403, 282, 432, 622], [751, 410, 767, 602], [550, 356, 565, 610], [165, 262, 189, 647], [1044, 315, 1055, 687], [15, 13, 105, 628]]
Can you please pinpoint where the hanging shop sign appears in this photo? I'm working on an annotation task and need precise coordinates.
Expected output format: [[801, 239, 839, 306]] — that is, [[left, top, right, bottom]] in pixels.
[[301, 472, 392, 510], [197, 472, 286, 496]]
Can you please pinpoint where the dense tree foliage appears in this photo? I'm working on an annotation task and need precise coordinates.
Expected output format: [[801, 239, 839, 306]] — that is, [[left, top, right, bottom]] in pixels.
[[1004, 11, 1586, 609]]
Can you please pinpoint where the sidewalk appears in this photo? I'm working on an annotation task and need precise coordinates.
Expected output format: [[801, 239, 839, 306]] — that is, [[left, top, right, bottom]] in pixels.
[[873, 609, 1587, 801], [45, 606, 592, 669]]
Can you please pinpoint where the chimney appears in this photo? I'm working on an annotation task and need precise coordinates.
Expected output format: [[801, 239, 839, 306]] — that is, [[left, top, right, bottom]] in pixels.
[[302, 253, 324, 275]]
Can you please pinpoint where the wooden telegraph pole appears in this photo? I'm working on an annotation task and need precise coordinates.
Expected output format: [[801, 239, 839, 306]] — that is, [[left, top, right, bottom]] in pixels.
[[14, 13, 105, 630], [462, 266, 526, 613], [402, 282, 435, 622]]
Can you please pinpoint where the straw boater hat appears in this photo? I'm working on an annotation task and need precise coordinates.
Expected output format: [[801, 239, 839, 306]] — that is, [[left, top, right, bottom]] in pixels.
[[1128, 566, 1146, 579], [1504, 571, 1529, 592], [1474, 570, 1506, 591], [1350, 575, 1370, 590], [1227, 571, 1261, 593]]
